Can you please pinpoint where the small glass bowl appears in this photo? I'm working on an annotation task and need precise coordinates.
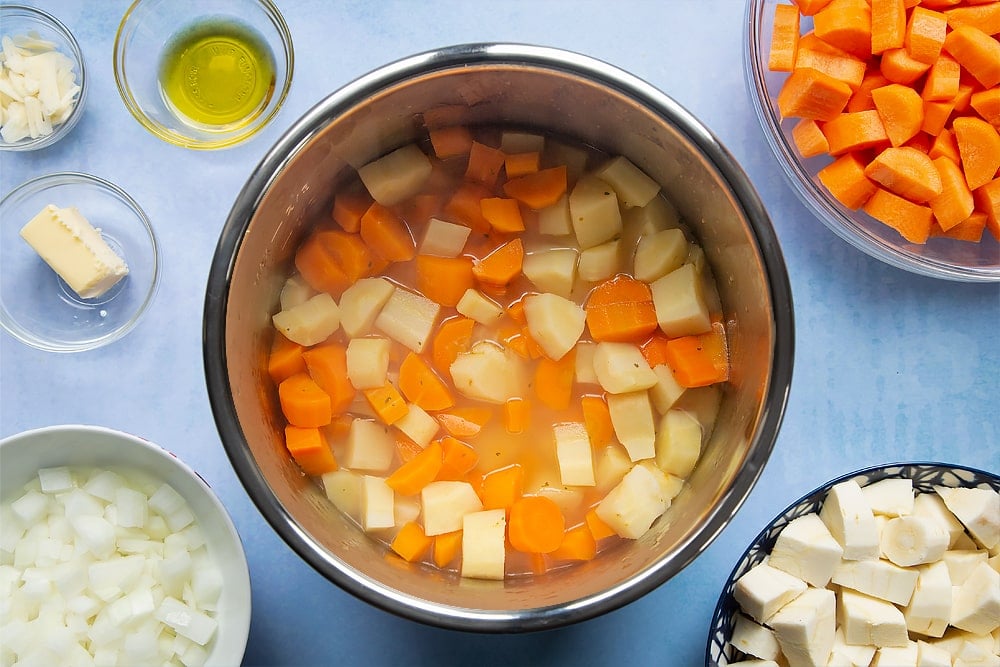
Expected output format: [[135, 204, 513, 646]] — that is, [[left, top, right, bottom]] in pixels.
[[113, 0, 294, 150], [705, 462, 1000, 666], [745, 0, 1000, 282], [0, 172, 160, 353], [0, 5, 88, 152]]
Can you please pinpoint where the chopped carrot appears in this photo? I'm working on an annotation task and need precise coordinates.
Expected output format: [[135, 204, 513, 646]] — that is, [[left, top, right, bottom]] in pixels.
[[944, 3, 1000, 38], [814, 0, 873, 58], [871, 83, 924, 146], [503, 397, 531, 435], [929, 156, 976, 231], [402, 193, 444, 227], [863, 187, 935, 243], [880, 47, 932, 84], [331, 190, 373, 234], [480, 464, 524, 512], [387, 440, 443, 495], [847, 71, 891, 113], [663, 324, 730, 388], [776, 67, 853, 121], [429, 126, 473, 159], [465, 141, 506, 188], [323, 413, 354, 443], [504, 151, 541, 178], [931, 211, 986, 242], [769, 3, 801, 72], [436, 436, 480, 479], [508, 496, 566, 554], [929, 127, 961, 164], [904, 6, 948, 64], [792, 118, 831, 157], [506, 297, 527, 325], [268, 333, 306, 384], [864, 146, 944, 202], [302, 343, 356, 415], [362, 383, 409, 426], [443, 181, 493, 232], [294, 229, 371, 297], [639, 331, 673, 368], [502, 165, 568, 209], [415, 254, 474, 308], [398, 352, 454, 411], [975, 178, 1000, 240], [533, 348, 576, 411], [581, 395, 615, 448], [433, 530, 463, 568], [921, 53, 961, 101], [480, 197, 526, 232], [549, 524, 597, 562], [943, 24, 1000, 88], [472, 238, 523, 286], [431, 316, 476, 376], [870, 0, 907, 55], [905, 132, 933, 154], [278, 372, 333, 427], [921, 98, 957, 136], [792, 0, 834, 16], [970, 88, 1000, 127], [360, 202, 416, 263], [818, 151, 880, 208], [284, 425, 338, 476], [585, 507, 617, 540], [390, 521, 433, 562], [395, 432, 424, 464], [584, 274, 658, 343], [952, 116, 1000, 190], [794, 34, 867, 88], [822, 110, 890, 155]]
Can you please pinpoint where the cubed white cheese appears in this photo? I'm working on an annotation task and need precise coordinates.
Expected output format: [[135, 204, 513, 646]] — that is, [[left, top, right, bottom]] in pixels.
[[768, 513, 844, 588], [769, 586, 837, 667], [733, 559, 808, 624], [838, 588, 909, 648], [819, 480, 880, 561], [461, 509, 507, 580]]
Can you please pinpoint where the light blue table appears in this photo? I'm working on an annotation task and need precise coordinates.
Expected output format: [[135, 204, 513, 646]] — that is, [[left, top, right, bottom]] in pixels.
[[2, 2, 997, 665]]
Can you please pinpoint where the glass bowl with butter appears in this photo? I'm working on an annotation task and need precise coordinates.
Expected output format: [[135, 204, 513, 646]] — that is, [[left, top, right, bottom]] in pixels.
[[0, 172, 159, 352]]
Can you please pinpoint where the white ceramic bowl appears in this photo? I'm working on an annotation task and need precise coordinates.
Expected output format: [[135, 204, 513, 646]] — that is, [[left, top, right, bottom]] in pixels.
[[706, 461, 1000, 666], [0, 424, 251, 666]]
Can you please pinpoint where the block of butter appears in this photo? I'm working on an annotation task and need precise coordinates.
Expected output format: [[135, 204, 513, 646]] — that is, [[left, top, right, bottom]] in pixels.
[[19, 204, 129, 299]]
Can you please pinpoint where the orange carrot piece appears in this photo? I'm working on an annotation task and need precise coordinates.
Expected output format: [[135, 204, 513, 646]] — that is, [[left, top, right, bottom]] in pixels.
[[776, 67, 853, 121], [584, 274, 658, 343], [581, 395, 616, 448], [871, 83, 924, 146], [769, 3, 801, 72], [792, 118, 831, 157], [974, 177, 1000, 239], [944, 25, 1000, 88], [970, 87, 1000, 126], [880, 47, 932, 84], [465, 141, 506, 188], [398, 352, 454, 411], [504, 151, 541, 178], [822, 110, 890, 155], [431, 316, 476, 376], [403, 192, 444, 227], [814, 0, 873, 58], [921, 98, 957, 136], [444, 181, 493, 232], [480, 197, 526, 232], [294, 229, 370, 297], [794, 33, 868, 88], [508, 495, 566, 554], [871, 0, 907, 54], [284, 425, 338, 476], [905, 6, 949, 64], [921, 53, 961, 101], [929, 127, 961, 163], [905, 132, 934, 154], [793, 0, 834, 16], [472, 238, 523, 286], [929, 156, 976, 230], [429, 126, 474, 159], [436, 435, 480, 479], [480, 464, 524, 512], [640, 331, 674, 368], [550, 524, 598, 562], [585, 507, 617, 540], [302, 343, 356, 415], [278, 372, 333, 427], [415, 254, 474, 308], [433, 530, 463, 568], [363, 383, 409, 426], [360, 202, 416, 263], [953, 115, 1000, 190], [944, 3, 1000, 37], [390, 521, 433, 562], [323, 413, 354, 443], [931, 211, 988, 242], [387, 440, 444, 496], [503, 397, 531, 435], [268, 333, 306, 384], [663, 325, 730, 388], [502, 165, 568, 209], [818, 151, 880, 208], [331, 190, 373, 234], [864, 146, 944, 202], [847, 71, 891, 112], [395, 432, 424, 464], [534, 347, 576, 411], [863, 187, 935, 243]]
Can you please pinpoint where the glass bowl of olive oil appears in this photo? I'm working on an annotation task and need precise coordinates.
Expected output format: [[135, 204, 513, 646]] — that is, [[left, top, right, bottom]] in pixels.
[[113, 0, 293, 150]]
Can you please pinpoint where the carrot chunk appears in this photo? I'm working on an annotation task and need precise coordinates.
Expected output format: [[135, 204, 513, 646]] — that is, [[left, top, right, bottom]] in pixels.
[[952, 116, 1000, 190], [904, 6, 948, 64], [863, 187, 935, 243], [284, 426, 338, 476], [818, 151, 880, 209], [398, 352, 454, 411], [792, 118, 831, 157], [533, 348, 576, 411], [302, 343, 356, 415], [332, 190, 373, 233], [472, 238, 524, 286], [503, 397, 531, 435], [360, 202, 416, 263], [921, 53, 961, 101], [363, 383, 409, 426], [279, 373, 333, 428], [390, 521, 433, 562], [294, 229, 371, 297], [794, 33, 867, 88], [943, 24, 1000, 88], [585, 507, 617, 540], [465, 141, 506, 188], [931, 211, 987, 243], [444, 181, 493, 232], [436, 435, 480, 479], [974, 177, 1000, 240], [880, 47, 932, 84], [415, 255, 474, 308], [823, 110, 890, 155], [429, 126, 473, 159], [480, 464, 524, 512], [502, 166, 568, 209], [584, 274, 658, 343], [581, 395, 616, 448], [944, 3, 1000, 37], [864, 146, 944, 202], [814, 0, 873, 58], [970, 87, 1000, 127], [504, 151, 541, 178], [929, 156, 976, 231], [777, 67, 854, 121], [769, 3, 802, 72], [871, 83, 924, 146], [871, 0, 907, 55], [550, 524, 598, 562], [663, 324, 730, 388], [508, 496, 565, 554], [431, 316, 476, 376], [480, 197, 526, 232], [387, 440, 444, 496], [433, 530, 463, 568], [268, 333, 306, 384], [847, 71, 891, 113]]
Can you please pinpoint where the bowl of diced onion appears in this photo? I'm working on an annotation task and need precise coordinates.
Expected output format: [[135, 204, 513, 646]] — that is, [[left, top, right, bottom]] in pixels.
[[0, 5, 87, 151], [0, 424, 251, 666], [706, 462, 1000, 666]]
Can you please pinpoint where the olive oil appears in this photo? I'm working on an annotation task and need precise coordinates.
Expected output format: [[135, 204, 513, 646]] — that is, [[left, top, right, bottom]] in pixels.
[[158, 18, 275, 129]]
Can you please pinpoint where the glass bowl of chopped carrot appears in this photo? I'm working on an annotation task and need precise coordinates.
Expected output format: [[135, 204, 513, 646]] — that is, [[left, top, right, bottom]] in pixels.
[[204, 42, 795, 631], [0, 5, 88, 151], [746, 0, 1000, 282]]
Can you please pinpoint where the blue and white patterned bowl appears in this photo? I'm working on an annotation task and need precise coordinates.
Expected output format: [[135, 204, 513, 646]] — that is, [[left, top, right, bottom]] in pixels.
[[706, 462, 1000, 667]]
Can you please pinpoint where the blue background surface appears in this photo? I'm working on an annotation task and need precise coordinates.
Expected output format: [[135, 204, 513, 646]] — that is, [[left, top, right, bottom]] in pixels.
[[2, 2, 997, 665]]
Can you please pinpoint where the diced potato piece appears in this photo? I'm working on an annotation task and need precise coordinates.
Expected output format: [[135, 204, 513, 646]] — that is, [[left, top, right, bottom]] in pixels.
[[461, 509, 507, 580], [638, 461, 684, 505], [674, 384, 722, 434], [545, 140, 589, 183], [342, 418, 395, 472], [346, 337, 391, 390], [523, 292, 586, 361], [421, 480, 483, 536], [394, 403, 439, 448], [419, 218, 471, 257], [574, 341, 598, 385], [650, 263, 712, 338], [593, 341, 658, 394], [568, 175, 622, 250], [538, 194, 573, 236], [594, 156, 660, 208], [358, 144, 432, 206], [595, 463, 667, 539], [361, 476, 395, 531], [577, 239, 619, 283], [375, 288, 440, 352], [321, 469, 361, 522], [535, 485, 586, 516], [655, 409, 702, 478], [500, 131, 544, 154], [633, 228, 688, 283], [279, 275, 315, 311], [554, 422, 595, 487], [607, 391, 656, 461], [450, 341, 526, 404], [521, 248, 578, 298], [619, 195, 681, 259], [339, 277, 395, 338], [456, 288, 503, 325], [394, 496, 421, 529], [649, 364, 686, 414], [594, 444, 632, 493], [271, 293, 340, 346]]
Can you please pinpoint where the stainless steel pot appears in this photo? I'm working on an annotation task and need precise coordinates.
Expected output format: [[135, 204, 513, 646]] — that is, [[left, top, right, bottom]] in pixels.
[[204, 43, 794, 632]]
